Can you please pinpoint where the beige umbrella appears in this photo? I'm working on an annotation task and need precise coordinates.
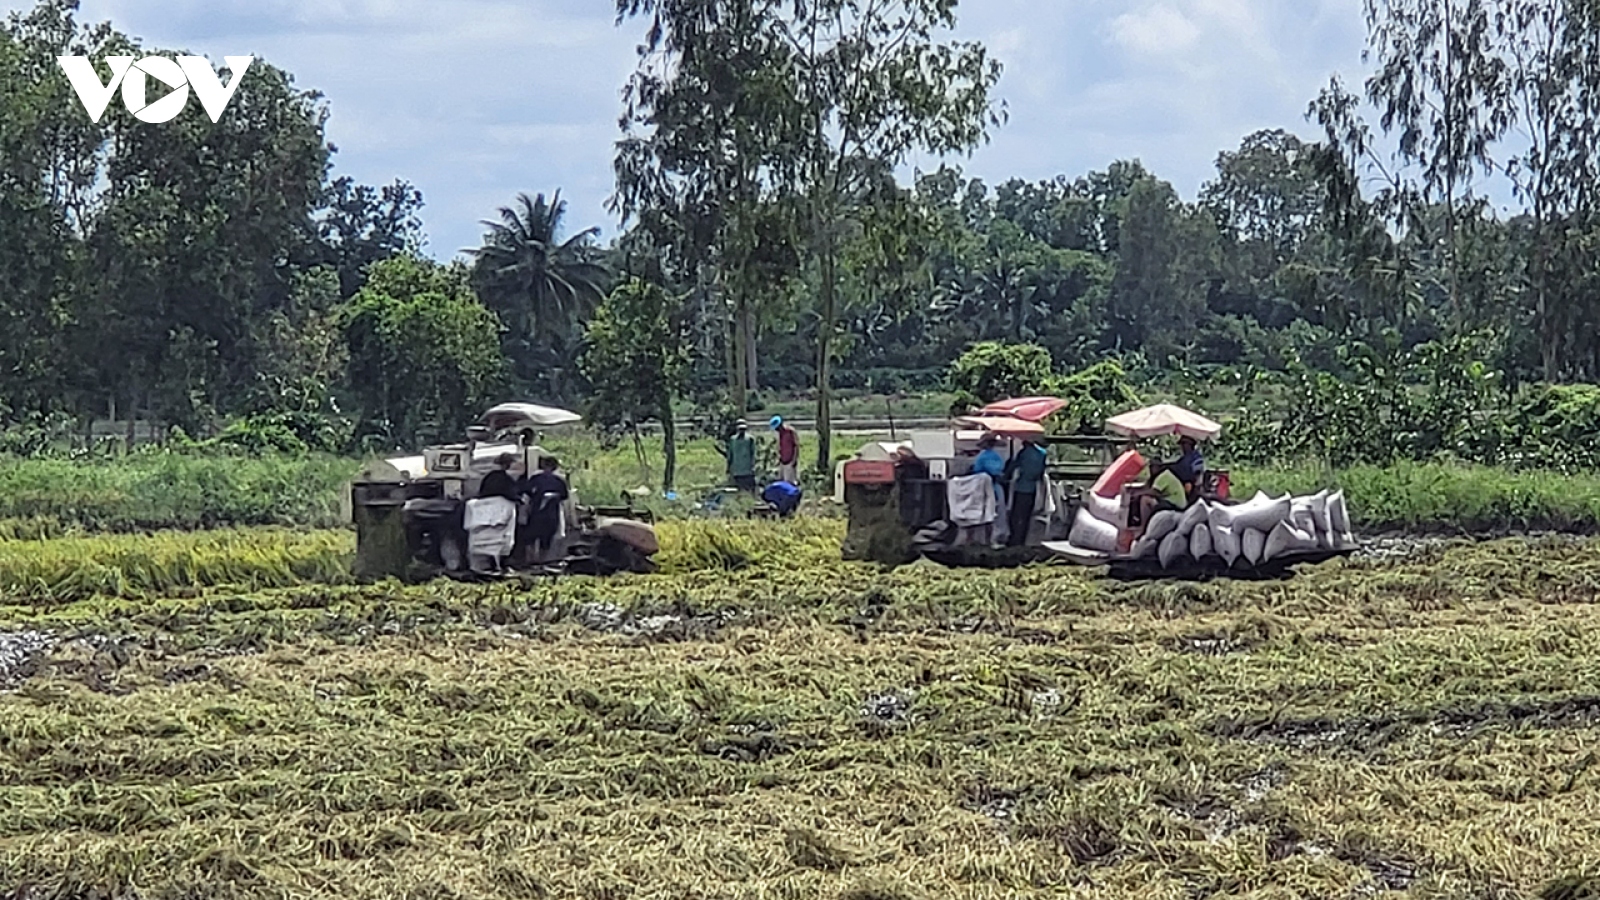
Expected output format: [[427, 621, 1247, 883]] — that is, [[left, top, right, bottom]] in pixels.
[[1105, 403, 1222, 441]]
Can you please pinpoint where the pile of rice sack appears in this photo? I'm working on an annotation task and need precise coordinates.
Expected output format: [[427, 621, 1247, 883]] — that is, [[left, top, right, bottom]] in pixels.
[[1068, 490, 1356, 567]]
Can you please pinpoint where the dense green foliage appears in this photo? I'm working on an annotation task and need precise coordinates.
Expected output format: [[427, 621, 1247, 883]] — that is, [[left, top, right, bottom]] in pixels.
[[580, 280, 692, 490], [340, 256, 507, 448]]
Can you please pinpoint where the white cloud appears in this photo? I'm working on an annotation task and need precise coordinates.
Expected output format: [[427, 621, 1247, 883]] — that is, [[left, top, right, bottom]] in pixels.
[[1109, 5, 1202, 57]]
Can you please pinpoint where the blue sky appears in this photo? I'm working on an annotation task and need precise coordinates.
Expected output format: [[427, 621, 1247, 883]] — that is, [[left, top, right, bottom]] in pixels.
[[27, 0, 1373, 259]]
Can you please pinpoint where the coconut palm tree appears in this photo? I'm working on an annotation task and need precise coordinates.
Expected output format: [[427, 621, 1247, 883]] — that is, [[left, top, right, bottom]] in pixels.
[[467, 191, 610, 334], [466, 191, 611, 399]]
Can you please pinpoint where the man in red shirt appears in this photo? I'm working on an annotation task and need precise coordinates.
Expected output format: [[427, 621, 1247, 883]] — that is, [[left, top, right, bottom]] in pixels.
[[771, 416, 799, 484]]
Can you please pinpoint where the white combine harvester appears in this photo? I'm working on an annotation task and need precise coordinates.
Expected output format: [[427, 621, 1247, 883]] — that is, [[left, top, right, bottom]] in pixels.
[[350, 403, 658, 579]]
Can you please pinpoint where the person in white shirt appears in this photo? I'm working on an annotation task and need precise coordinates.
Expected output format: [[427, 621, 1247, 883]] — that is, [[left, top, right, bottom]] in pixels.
[[465, 467, 519, 574]]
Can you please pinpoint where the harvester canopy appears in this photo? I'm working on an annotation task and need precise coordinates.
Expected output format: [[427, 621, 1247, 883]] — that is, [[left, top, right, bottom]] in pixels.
[[481, 402, 582, 431], [973, 397, 1068, 422], [1105, 404, 1221, 441], [953, 414, 1045, 437]]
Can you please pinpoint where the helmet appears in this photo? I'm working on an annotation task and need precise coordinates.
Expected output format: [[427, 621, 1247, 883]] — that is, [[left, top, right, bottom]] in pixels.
[[770, 416, 783, 430]]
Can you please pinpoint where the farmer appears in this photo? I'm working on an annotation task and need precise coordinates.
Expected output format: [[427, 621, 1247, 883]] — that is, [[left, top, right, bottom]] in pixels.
[[1156, 436, 1206, 497], [892, 443, 928, 480], [761, 479, 803, 518], [771, 416, 799, 484], [971, 433, 1009, 546], [466, 463, 521, 574], [520, 456, 570, 563], [1003, 435, 1048, 547], [717, 419, 758, 492]]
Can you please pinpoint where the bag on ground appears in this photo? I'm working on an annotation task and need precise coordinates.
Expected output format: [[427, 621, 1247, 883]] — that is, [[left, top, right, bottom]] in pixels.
[[1189, 523, 1213, 559]]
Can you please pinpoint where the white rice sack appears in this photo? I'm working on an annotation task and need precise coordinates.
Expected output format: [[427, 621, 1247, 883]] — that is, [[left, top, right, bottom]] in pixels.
[[1070, 507, 1119, 553], [1131, 534, 1160, 558], [1329, 490, 1351, 535], [1084, 490, 1124, 526], [1159, 530, 1187, 569], [1328, 490, 1356, 547], [1145, 510, 1181, 543], [1263, 521, 1319, 561], [1189, 523, 1213, 559], [1310, 490, 1335, 549], [1213, 522, 1241, 566], [1175, 500, 1210, 538], [1230, 494, 1292, 533], [1241, 527, 1266, 565], [1290, 498, 1317, 535], [1208, 501, 1238, 530]]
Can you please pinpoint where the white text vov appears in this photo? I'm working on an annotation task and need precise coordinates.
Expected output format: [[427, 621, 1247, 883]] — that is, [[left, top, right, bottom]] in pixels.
[[57, 56, 254, 124]]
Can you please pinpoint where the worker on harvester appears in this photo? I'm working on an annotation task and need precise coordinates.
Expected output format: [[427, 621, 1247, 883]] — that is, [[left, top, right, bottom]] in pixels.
[[1152, 436, 1206, 502]]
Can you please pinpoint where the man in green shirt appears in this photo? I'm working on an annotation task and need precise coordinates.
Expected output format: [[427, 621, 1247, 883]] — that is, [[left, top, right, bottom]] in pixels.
[[718, 420, 757, 492]]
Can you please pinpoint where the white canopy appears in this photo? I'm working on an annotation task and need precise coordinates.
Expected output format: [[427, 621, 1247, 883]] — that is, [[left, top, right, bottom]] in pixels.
[[1105, 403, 1222, 441], [481, 402, 582, 431]]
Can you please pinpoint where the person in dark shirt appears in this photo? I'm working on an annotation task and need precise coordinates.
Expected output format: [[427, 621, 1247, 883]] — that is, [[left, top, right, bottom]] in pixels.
[[1003, 437, 1049, 547], [1155, 436, 1205, 498], [520, 456, 569, 562]]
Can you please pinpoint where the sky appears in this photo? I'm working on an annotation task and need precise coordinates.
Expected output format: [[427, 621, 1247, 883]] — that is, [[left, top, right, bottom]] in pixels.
[[19, 0, 1374, 259]]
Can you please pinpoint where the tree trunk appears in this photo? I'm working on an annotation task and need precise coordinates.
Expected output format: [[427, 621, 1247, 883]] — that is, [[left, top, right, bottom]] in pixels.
[[661, 396, 678, 492], [815, 220, 836, 475], [743, 306, 759, 395], [727, 286, 747, 418]]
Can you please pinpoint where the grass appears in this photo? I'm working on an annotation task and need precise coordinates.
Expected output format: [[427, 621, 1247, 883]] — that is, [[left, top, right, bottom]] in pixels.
[[10, 433, 1600, 538], [4, 533, 1600, 898], [1235, 460, 1600, 534], [0, 451, 356, 532]]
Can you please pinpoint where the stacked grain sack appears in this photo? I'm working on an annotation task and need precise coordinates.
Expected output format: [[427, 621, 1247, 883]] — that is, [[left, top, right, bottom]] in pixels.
[[1068, 489, 1124, 553], [1122, 490, 1355, 567]]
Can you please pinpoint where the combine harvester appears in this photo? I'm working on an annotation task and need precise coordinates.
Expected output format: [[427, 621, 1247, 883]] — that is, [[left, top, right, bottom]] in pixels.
[[349, 402, 660, 580], [1041, 404, 1358, 580], [838, 399, 1356, 579]]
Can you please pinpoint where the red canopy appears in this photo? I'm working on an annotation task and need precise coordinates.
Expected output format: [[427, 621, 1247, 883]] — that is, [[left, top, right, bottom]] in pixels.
[[954, 415, 1046, 437], [974, 396, 1068, 422]]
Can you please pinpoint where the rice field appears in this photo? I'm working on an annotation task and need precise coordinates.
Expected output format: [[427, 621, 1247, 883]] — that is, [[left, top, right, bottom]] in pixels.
[[3, 521, 1600, 899]]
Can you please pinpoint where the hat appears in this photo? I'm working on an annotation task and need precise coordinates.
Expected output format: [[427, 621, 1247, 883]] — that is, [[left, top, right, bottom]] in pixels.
[[770, 416, 783, 429], [736, 419, 747, 428]]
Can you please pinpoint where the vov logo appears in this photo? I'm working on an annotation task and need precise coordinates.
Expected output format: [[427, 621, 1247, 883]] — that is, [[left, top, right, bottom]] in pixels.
[[57, 55, 254, 124]]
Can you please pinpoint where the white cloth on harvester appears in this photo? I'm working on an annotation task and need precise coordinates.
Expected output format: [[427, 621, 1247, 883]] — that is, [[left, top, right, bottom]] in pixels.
[[947, 473, 997, 527], [464, 496, 517, 559]]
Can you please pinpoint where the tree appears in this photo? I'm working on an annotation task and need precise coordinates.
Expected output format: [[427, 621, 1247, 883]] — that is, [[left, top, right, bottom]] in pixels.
[[467, 191, 609, 401], [1109, 176, 1220, 363], [614, 0, 811, 417], [1343, 0, 1516, 319], [580, 279, 691, 491], [314, 176, 425, 298], [616, 0, 1004, 473], [946, 342, 1055, 413], [341, 255, 506, 448]]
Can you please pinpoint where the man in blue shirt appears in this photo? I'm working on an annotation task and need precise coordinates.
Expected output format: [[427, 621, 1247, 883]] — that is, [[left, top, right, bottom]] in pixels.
[[1158, 436, 1205, 497], [1003, 437, 1048, 547], [971, 433, 1010, 545]]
